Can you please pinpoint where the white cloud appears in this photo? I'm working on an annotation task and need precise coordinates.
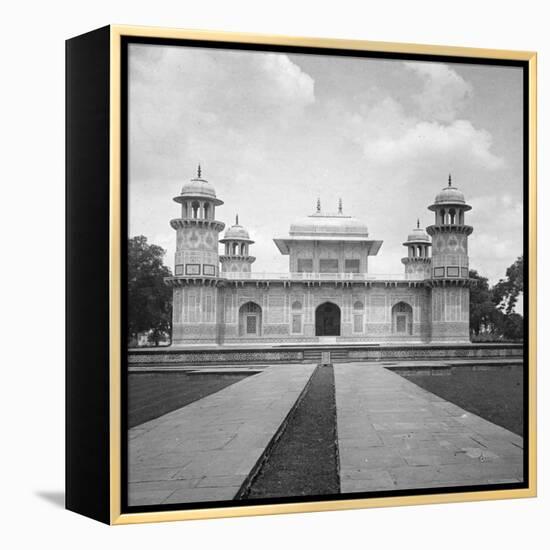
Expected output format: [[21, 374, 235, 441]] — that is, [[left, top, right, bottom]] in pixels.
[[364, 119, 503, 169], [259, 53, 315, 106], [129, 45, 315, 182], [468, 193, 523, 283], [404, 61, 473, 122], [333, 62, 502, 172]]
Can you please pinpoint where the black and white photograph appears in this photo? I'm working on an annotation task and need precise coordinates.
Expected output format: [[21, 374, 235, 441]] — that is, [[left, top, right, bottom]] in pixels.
[[5, 0, 549, 542], [124, 38, 528, 510]]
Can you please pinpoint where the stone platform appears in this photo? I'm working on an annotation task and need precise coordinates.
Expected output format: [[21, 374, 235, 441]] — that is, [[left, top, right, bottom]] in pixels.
[[129, 342, 523, 367], [127, 359, 523, 505]]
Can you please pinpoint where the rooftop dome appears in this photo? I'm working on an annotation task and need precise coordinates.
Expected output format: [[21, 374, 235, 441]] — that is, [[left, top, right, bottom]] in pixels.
[[181, 177, 217, 198], [220, 215, 254, 243], [289, 199, 369, 237], [406, 220, 430, 243], [429, 174, 470, 210], [173, 165, 223, 205]]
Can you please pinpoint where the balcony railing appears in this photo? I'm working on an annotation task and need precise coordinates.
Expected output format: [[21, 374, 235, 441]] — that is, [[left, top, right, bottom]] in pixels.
[[220, 272, 426, 281]]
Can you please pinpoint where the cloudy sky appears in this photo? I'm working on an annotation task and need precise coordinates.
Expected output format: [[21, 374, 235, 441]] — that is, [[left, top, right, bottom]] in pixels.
[[128, 43, 524, 284]]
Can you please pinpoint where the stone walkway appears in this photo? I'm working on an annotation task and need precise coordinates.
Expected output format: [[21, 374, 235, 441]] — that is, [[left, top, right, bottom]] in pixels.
[[334, 363, 524, 493], [128, 364, 315, 505]]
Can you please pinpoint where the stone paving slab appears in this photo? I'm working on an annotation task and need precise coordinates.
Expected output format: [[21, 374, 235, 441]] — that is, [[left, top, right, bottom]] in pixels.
[[128, 365, 267, 373], [380, 358, 522, 369], [334, 362, 524, 494], [128, 364, 315, 506]]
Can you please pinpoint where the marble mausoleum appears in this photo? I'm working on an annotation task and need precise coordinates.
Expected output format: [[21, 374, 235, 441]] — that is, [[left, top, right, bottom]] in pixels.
[[165, 169, 473, 346]]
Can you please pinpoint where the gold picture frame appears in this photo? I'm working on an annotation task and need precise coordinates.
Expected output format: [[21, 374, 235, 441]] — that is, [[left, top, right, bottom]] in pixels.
[[66, 24, 537, 525]]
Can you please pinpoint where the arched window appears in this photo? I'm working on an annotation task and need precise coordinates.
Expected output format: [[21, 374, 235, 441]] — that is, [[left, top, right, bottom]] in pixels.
[[191, 201, 200, 219], [439, 209, 445, 225], [449, 208, 456, 225], [239, 302, 262, 337], [232, 242, 239, 255], [353, 301, 364, 333], [391, 301, 413, 335], [203, 202, 210, 220], [291, 301, 302, 334], [241, 243, 246, 255]]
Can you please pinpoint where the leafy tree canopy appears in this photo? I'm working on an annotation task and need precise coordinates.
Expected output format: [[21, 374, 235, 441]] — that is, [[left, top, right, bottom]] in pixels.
[[469, 255, 524, 342], [492, 255, 524, 315], [469, 270, 501, 337], [128, 236, 172, 346]]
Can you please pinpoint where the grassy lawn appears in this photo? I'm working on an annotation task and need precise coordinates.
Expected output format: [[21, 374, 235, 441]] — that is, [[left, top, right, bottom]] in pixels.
[[243, 365, 339, 499], [128, 371, 254, 428], [396, 365, 524, 436]]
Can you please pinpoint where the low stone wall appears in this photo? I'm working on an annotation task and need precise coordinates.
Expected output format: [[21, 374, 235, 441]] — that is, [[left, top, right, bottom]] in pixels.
[[128, 343, 523, 366], [129, 349, 305, 365], [348, 345, 523, 361]]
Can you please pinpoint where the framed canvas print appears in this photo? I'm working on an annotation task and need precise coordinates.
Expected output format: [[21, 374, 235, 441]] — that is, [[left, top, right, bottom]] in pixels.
[[66, 25, 537, 525]]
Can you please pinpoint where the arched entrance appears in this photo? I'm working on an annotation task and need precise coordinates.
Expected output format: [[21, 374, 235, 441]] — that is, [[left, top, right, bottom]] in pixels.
[[239, 301, 262, 336], [315, 302, 341, 336], [392, 301, 413, 335]]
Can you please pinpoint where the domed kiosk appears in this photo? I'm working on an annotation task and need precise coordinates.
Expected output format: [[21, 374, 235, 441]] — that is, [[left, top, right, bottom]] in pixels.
[[219, 215, 256, 273], [169, 165, 225, 278], [401, 220, 432, 280], [274, 199, 382, 275]]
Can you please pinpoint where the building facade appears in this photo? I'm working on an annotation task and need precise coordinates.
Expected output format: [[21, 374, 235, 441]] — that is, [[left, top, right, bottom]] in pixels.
[[166, 169, 473, 345]]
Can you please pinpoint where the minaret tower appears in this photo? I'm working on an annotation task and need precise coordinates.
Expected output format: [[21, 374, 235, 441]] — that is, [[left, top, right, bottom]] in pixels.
[[426, 174, 473, 343], [170, 165, 225, 278], [401, 219, 431, 280], [168, 166, 225, 345], [219, 215, 256, 273]]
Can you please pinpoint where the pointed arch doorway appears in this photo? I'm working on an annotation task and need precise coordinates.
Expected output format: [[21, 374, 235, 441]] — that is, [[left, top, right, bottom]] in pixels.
[[315, 302, 341, 336]]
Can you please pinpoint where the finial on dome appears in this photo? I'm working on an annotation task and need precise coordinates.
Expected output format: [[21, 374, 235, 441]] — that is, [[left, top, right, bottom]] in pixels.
[[316, 198, 321, 213], [236, 214, 239, 225], [197, 163, 202, 178], [417, 218, 420, 229], [338, 198, 343, 214], [448, 173, 452, 187]]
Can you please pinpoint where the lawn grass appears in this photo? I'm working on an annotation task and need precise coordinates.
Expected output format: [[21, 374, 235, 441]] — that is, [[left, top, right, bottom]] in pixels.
[[128, 371, 254, 428], [243, 365, 340, 499], [396, 365, 523, 436]]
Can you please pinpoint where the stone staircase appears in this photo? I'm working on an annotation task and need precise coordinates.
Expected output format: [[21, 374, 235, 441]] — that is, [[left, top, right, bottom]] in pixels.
[[303, 348, 350, 364]]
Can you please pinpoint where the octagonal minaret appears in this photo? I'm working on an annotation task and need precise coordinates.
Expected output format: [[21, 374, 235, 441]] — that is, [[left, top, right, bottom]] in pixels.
[[219, 215, 256, 274], [401, 220, 431, 280], [170, 165, 225, 278], [168, 165, 226, 345], [426, 174, 473, 343]]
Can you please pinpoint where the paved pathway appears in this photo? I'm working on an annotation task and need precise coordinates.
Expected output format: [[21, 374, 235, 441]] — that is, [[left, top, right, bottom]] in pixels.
[[128, 364, 315, 505], [334, 363, 524, 493]]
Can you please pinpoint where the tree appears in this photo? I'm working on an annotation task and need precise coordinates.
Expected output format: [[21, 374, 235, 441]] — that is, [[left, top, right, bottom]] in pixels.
[[469, 256, 524, 342], [492, 255, 524, 315], [128, 236, 172, 346], [469, 269, 502, 337], [495, 312, 524, 341]]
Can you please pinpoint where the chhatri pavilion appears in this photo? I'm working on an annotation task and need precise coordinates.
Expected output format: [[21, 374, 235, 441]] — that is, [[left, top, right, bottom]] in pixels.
[[165, 169, 473, 345]]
